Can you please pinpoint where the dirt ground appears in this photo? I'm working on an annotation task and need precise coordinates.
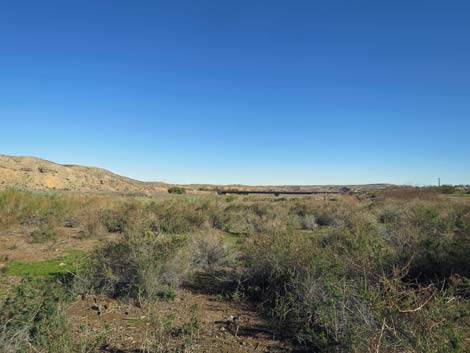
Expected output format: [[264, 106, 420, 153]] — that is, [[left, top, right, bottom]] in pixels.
[[0, 226, 116, 264], [68, 290, 295, 353], [0, 228, 298, 352]]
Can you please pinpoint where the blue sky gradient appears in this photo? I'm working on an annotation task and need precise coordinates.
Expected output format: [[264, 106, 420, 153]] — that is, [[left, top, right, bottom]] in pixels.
[[1, 1, 469, 185]]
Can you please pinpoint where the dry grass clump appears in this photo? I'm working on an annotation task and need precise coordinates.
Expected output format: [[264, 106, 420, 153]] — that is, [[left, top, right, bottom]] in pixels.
[[190, 231, 237, 270], [78, 223, 191, 301], [141, 304, 201, 353]]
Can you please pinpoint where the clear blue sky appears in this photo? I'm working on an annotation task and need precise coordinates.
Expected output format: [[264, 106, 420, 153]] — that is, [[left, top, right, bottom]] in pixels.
[[1, 1, 469, 185]]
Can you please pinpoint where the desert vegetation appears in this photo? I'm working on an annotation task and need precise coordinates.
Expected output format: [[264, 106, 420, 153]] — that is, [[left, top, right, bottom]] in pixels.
[[0, 187, 469, 352], [168, 187, 187, 195]]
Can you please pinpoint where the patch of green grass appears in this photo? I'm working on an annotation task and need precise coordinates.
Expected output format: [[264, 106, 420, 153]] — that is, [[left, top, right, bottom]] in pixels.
[[6, 249, 86, 278], [223, 231, 245, 246]]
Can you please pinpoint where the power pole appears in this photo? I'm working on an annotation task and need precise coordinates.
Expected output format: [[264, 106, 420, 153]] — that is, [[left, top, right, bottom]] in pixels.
[[438, 178, 441, 187]]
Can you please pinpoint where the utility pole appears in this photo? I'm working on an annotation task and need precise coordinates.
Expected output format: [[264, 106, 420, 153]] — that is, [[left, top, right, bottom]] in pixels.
[[438, 178, 441, 187]]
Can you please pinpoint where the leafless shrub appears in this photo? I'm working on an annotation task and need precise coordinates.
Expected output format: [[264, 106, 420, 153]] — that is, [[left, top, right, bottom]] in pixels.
[[190, 232, 237, 270], [80, 224, 190, 301]]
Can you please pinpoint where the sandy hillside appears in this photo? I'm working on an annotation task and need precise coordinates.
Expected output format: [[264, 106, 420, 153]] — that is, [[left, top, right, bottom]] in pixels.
[[0, 154, 169, 194]]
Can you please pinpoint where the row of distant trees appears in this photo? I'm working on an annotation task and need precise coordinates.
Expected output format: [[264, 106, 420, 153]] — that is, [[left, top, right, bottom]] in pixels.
[[431, 184, 470, 194]]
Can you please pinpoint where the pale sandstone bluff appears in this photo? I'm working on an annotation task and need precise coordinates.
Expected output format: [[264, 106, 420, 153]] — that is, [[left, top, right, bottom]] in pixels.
[[0, 155, 168, 194]]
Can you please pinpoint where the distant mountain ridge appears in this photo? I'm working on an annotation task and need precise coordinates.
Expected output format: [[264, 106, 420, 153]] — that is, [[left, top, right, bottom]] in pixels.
[[0, 154, 392, 194]]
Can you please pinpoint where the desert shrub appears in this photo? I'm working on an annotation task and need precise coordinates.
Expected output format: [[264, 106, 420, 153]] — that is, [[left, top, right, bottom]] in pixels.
[[455, 207, 470, 234], [238, 202, 470, 352], [190, 232, 236, 269], [313, 204, 353, 228], [76, 211, 106, 239], [30, 225, 58, 243], [0, 189, 70, 228], [216, 202, 293, 234], [99, 208, 127, 232], [145, 199, 210, 233], [0, 188, 148, 233], [0, 277, 107, 353], [241, 232, 352, 350], [288, 201, 320, 230], [167, 186, 186, 194], [408, 231, 470, 280], [375, 200, 470, 281], [377, 203, 409, 225], [141, 304, 200, 352], [300, 214, 317, 230], [80, 224, 190, 301], [225, 195, 236, 202], [63, 215, 80, 228], [98, 201, 141, 233]]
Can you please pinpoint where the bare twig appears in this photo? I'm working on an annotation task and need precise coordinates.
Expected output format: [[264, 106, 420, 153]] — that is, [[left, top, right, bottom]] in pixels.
[[376, 318, 386, 353], [399, 293, 435, 313]]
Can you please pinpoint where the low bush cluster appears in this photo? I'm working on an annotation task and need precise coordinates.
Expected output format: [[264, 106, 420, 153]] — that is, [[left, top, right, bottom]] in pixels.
[[238, 200, 470, 352]]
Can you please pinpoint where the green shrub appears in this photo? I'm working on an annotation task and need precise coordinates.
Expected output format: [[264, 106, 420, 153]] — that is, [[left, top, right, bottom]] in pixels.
[[0, 277, 107, 353], [168, 186, 186, 194]]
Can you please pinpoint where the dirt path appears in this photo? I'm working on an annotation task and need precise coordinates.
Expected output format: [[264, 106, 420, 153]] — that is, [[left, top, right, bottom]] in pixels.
[[68, 289, 296, 353]]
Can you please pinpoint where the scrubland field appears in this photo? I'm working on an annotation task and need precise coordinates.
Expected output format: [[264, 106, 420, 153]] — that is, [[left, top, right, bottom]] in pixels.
[[0, 187, 469, 352]]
